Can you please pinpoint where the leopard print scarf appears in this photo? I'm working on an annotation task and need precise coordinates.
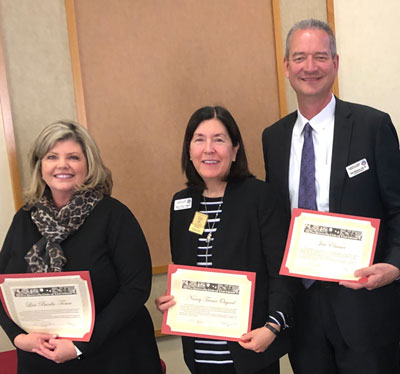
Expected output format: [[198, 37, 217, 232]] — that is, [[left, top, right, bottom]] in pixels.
[[25, 188, 103, 272]]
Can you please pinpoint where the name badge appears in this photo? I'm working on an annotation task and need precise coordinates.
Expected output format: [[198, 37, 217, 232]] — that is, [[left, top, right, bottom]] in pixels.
[[346, 158, 369, 178], [174, 198, 192, 211], [189, 212, 208, 235]]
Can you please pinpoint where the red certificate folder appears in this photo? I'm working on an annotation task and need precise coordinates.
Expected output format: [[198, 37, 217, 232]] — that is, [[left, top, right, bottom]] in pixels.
[[280, 208, 380, 283], [162, 264, 256, 341], [0, 271, 95, 341]]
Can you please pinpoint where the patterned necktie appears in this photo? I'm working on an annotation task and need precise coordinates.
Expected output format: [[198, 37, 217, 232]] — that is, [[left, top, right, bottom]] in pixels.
[[298, 123, 316, 288], [298, 123, 317, 211]]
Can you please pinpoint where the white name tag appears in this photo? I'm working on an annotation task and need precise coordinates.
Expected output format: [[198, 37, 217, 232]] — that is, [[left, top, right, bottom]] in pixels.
[[174, 198, 192, 211], [346, 158, 369, 178]]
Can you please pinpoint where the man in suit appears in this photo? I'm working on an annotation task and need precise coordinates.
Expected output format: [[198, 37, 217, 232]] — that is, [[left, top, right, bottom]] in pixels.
[[262, 19, 400, 374]]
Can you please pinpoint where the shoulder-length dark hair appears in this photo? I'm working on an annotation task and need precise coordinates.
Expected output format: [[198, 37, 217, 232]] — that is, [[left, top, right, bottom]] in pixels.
[[181, 106, 253, 191]]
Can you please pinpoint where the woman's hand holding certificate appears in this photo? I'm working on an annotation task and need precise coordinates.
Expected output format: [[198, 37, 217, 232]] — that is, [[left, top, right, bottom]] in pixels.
[[0, 272, 94, 341], [161, 265, 256, 341]]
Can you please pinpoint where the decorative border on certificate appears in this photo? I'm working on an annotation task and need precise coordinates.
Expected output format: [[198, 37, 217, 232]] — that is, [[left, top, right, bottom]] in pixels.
[[0, 271, 95, 341], [280, 209, 380, 283], [162, 264, 256, 341]]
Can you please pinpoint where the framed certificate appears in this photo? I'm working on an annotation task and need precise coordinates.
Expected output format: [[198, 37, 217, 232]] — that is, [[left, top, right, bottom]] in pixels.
[[0, 271, 95, 341], [280, 209, 380, 283], [162, 264, 256, 341]]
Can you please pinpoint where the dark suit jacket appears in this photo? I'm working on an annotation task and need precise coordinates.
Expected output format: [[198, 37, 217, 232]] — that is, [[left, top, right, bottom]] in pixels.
[[170, 178, 298, 374], [262, 98, 400, 351]]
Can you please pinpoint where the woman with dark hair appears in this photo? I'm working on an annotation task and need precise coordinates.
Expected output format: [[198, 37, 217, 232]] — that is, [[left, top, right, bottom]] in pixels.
[[181, 106, 252, 189], [0, 121, 162, 374], [156, 107, 298, 374]]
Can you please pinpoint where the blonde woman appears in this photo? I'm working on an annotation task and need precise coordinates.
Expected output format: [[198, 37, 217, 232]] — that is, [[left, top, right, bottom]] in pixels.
[[0, 121, 161, 374]]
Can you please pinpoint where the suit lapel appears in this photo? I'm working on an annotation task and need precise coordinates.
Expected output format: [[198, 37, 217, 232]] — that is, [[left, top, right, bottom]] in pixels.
[[280, 113, 296, 214], [181, 191, 202, 265], [329, 99, 353, 212]]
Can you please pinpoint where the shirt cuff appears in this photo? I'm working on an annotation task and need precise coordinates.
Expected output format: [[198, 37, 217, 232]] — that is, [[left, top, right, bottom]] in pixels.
[[267, 311, 289, 329], [74, 344, 82, 357]]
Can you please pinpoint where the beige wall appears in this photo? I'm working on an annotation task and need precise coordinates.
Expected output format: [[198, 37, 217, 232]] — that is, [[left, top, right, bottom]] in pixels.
[[0, 0, 77, 189], [334, 0, 400, 134], [0, 111, 15, 245], [0, 110, 15, 352]]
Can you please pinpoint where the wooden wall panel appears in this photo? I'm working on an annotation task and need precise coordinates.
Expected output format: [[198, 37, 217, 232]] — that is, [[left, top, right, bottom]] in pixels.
[[72, 0, 280, 265]]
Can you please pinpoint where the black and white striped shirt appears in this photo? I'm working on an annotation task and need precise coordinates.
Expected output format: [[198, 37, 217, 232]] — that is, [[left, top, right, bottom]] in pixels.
[[194, 197, 234, 365]]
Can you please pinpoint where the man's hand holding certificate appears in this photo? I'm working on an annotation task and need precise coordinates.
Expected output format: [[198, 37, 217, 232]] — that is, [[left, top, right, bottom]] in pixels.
[[280, 209, 380, 283]]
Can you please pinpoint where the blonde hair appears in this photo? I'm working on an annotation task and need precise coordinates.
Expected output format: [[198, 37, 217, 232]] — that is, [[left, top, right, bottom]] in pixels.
[[25, 120, 112, 207]]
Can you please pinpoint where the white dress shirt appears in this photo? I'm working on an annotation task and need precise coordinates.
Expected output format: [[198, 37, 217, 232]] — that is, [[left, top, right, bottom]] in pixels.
[[289, 95, 336, 213]]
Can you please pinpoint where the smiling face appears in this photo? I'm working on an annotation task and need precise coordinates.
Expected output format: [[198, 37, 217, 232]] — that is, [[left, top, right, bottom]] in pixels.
[[41, 139, 88, 208], [189, 118, 239, 189], [285, 28, 338, 105]]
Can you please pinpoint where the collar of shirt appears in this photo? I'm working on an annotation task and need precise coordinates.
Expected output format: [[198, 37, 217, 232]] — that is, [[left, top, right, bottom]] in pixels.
[[293, 94, 336, 137]]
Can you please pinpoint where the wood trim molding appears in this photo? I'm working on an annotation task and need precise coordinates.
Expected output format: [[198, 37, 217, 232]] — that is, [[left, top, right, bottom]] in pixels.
[[0, 31, 23, 210], [326, 0, 339, 97], [271, 0, 287, 118], [64, 0, 88, 127], [152, 265, 169, 275], [154, 329, 164, 338]]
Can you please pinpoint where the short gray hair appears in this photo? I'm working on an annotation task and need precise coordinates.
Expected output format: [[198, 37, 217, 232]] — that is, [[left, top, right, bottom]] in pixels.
[[285, 19, 337, 59]]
